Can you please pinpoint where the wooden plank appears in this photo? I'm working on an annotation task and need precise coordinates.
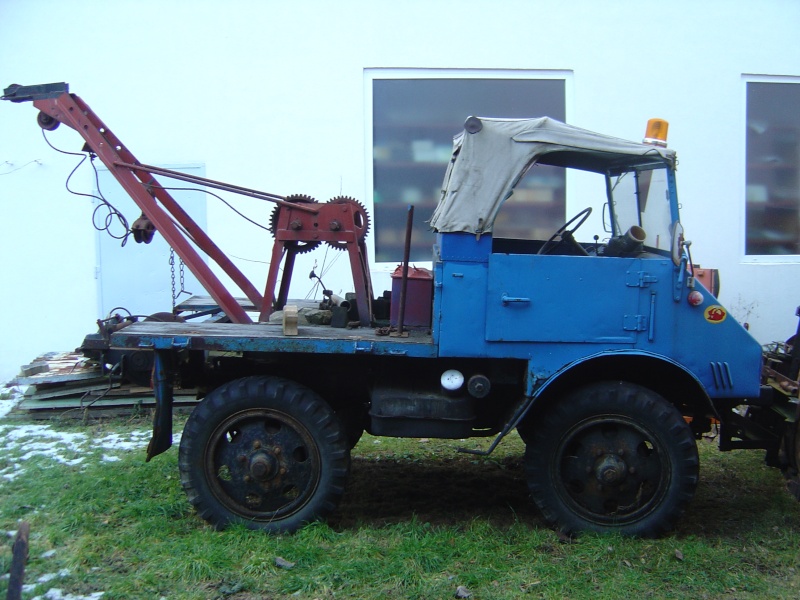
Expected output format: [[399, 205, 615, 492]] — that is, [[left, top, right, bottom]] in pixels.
[[283, 305, 299, 336], [110, 320, 436, 358], [175, 294, 257, 312], [19, 362, 49, 376], [111, 320, 432, 343], [24, 383, 121, 401], [17, 394, 198, 411], [175, 295, 320, 313], [12, 351, 101, 385], [7, 522, 30, 600], [15, 370, 104, 385]]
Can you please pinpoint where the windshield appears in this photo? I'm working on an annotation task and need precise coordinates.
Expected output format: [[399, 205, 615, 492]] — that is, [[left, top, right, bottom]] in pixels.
[[609, 166, 674, 252]]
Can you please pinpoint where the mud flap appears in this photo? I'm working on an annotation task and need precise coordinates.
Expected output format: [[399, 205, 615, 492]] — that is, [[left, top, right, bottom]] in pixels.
[[146, 350, 174, 461]]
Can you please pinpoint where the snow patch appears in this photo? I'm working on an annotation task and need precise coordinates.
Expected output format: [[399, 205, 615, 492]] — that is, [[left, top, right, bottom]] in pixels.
[[37, 569, 71, 583], [32, 590, 104, 600]]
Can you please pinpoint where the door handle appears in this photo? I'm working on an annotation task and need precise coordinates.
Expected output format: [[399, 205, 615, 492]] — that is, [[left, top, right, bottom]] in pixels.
[[501, 293, 531, 306]]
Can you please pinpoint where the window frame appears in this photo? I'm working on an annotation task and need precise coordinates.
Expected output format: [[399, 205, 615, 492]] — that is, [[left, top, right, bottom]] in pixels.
[[742, 74, 800, 264], [363, 68, 573, 271]]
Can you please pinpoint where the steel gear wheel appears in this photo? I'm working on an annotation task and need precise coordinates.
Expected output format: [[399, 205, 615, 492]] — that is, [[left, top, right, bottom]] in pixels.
[[268, 194, 321, 255], [324, 196, 371, 251]]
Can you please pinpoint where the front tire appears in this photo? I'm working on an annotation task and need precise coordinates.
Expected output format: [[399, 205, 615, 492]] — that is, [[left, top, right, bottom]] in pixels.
[[524, 381, 698, 537], [179, 376, 350, 533]]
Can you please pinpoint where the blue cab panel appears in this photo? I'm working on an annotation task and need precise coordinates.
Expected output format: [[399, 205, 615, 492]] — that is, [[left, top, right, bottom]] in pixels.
[[433, 232, 763, 400]]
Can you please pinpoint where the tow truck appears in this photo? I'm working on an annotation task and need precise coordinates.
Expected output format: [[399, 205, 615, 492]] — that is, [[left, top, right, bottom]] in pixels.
[[4, 82, 798, 537]]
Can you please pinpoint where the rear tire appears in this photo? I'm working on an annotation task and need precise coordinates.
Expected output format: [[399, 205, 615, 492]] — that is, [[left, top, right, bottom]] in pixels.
[[524, 381, 698, 537], [781, 419, 800, 501], [179, 376, 350, 533]]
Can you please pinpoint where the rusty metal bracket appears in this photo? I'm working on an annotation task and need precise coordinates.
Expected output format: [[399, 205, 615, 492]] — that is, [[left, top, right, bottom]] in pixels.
[[2, 82, 68, 102]]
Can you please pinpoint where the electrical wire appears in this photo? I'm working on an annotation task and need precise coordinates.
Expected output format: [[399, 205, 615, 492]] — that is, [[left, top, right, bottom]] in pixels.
[[106, 306, 133, 318], [152, 184, 272, 232], [304, 244, 346, 301], [228, 254, 271, 265], [0, 160, 41, 176], [150, 184, 302, 274], [42, 130, 131, 245], [40, 132, 343, 297]]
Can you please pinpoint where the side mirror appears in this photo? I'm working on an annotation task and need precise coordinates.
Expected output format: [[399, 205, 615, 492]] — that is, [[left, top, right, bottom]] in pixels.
[[671, 221, 685, 266]]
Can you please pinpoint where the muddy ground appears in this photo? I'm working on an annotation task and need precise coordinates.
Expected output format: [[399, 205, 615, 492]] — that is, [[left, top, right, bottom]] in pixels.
[[325, 436, 797, 536], [332, 451, 544, 531]]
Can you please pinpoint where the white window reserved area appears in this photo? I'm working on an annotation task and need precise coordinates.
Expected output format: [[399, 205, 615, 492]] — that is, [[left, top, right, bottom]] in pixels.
[[368, 71, 568, 263], [746, 79, 800, 256]]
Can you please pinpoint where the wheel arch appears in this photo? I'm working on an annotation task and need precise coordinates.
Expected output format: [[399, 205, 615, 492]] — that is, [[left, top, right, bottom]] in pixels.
[[524, 351, 715, 424]]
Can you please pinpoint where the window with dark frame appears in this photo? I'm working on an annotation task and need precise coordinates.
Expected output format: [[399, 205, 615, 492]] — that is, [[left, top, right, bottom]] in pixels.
[[372, 78, 567, 263], [746, 81, 800, 256]]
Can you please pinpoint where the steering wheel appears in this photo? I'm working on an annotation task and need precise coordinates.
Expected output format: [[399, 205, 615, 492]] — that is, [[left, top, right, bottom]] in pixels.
[[537, 207, 593, 255]]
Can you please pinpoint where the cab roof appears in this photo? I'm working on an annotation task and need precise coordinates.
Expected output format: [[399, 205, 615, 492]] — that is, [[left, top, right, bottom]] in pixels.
[[429, 116, 676, 235]]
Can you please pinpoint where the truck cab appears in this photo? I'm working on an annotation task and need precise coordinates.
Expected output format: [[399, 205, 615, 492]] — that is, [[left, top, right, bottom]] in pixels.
[[431, 116, 761, 409]]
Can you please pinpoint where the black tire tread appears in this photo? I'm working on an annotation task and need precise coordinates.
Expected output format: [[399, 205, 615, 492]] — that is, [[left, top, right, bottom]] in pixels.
[[179, 375, 350, 533], [524, 381, 699, 537]]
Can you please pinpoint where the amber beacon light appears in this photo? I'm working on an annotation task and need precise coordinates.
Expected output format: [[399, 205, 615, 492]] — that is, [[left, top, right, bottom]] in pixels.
[[643, 118, 669, 147]]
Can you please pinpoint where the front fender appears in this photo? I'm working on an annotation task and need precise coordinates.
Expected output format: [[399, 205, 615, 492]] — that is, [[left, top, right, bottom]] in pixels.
[[525, 349, 718, 419]]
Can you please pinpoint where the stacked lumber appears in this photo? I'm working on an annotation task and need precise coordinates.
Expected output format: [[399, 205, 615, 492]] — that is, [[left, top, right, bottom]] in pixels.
[[6, 351, 197, 417]]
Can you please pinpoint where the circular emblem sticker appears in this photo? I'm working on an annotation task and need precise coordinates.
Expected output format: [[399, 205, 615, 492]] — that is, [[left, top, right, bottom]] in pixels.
[[704, 305, 727, 324]]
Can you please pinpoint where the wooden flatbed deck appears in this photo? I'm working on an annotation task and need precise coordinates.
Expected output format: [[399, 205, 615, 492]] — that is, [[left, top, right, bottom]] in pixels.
[[110, 318, 436, 358]]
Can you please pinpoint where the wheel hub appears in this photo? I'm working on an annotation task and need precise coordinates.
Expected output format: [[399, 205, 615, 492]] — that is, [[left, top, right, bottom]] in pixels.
[[554, 416, 669, 524], [249, 452, 279, 481], [594, 453, 627, 485]]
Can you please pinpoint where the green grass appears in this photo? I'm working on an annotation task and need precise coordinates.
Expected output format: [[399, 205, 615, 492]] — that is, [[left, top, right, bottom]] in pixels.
[[1, 416, 799, 599]]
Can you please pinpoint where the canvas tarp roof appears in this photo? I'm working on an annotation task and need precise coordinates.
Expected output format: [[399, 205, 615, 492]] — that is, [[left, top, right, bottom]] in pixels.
[[429, 116, 677, 235]]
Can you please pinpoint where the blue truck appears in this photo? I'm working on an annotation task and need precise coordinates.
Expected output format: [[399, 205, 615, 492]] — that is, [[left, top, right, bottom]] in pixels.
[[4, 83, 799, 538]]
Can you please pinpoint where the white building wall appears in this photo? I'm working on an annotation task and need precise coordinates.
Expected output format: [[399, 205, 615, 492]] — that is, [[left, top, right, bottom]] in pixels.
[[0, 0, 798, 381]]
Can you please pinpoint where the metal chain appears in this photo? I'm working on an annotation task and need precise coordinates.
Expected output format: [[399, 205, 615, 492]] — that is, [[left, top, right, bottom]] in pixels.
[[179, 258, 187, 299], [169, 247, 191, 312], [169, 248, 177, 311]]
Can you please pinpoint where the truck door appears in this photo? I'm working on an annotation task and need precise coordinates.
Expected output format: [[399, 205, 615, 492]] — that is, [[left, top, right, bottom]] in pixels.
[[485, 254, 646, 344]]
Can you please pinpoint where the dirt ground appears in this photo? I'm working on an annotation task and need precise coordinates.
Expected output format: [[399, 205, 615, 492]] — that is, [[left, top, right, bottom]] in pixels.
[[328, 435, 800, 539], [331, 452, 542, 530]]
